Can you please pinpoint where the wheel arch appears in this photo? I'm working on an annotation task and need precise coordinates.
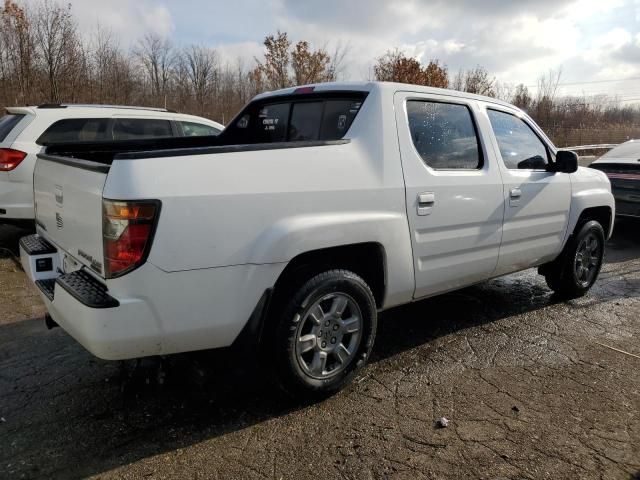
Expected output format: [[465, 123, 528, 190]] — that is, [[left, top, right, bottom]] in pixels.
[[271, 242, 387, 309], [572, 206, 613, 238], [566, 186, 615, 243]]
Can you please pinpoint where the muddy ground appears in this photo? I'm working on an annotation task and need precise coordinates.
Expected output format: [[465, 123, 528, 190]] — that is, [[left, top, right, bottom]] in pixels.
[[0, 220, 639, 480]]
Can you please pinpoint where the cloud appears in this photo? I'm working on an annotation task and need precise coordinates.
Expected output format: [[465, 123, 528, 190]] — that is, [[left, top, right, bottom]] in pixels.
[[69, 0, 174, 46], [274, 0, 633, 89]]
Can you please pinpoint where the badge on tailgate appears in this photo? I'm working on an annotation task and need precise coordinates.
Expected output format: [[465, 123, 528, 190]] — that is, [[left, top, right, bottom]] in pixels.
[[77, 249, 103, 274], [55, 185, 63, 206]]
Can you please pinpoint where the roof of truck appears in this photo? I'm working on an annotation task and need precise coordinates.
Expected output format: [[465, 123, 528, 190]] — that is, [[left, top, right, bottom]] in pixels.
[[254, 81, 516, 110]]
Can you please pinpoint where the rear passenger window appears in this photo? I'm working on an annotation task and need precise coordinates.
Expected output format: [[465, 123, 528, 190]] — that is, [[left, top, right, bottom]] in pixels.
[[407, 100, 482, 169], [487, 109, 549, 170], [0, 113, 25, 142], [113, 118, 173, 140], [37, 118, 109, 144]]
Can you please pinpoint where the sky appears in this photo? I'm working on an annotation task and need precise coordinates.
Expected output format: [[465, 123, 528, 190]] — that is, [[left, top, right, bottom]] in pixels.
[[64, 0, 640, 101]]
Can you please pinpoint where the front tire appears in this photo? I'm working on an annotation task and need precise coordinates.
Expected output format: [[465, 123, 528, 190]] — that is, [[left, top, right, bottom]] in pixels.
[[544, 220, 605, 298], [272, 269, 377, 398]]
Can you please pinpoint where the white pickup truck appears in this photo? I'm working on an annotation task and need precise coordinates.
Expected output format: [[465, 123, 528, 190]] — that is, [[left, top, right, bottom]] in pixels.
[[20, 82, 615, 397]]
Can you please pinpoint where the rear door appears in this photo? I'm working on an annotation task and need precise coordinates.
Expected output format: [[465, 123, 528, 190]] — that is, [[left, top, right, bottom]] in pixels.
[[394, 92, 505, 298], [484, 107, 571, 275]]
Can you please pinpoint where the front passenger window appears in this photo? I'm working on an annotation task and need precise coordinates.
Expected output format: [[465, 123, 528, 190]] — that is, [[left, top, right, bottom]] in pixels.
[[487, 109, 549, 170]]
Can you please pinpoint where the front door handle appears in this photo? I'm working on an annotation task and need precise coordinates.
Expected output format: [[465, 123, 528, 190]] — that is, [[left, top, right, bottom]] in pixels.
[[509, 187, 522, 207], [417, 192, 435, 216]]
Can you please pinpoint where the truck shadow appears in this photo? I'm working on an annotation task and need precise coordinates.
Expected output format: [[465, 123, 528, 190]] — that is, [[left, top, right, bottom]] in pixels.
[[0, 222, 638, 479]]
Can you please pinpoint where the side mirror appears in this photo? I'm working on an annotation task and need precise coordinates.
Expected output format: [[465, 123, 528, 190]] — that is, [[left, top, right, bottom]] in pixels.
[[550, 150, 578, 173]]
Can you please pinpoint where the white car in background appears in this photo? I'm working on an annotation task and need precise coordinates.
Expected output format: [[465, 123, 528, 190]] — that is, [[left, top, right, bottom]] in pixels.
[[0, 104, 224, 226]]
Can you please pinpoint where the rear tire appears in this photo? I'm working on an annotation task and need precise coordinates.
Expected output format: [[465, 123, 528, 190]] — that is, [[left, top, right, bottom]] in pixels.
[[271, 269, 377, 398], [544, 220, 605, 298]]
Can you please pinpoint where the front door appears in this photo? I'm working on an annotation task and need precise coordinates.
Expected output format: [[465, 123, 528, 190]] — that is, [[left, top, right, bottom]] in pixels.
[[484, 107, 571, 276], [394, 92, 505, 299]]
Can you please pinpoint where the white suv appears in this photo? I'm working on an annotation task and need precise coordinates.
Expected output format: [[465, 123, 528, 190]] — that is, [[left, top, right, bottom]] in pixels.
[[0, 104, 223, 225]]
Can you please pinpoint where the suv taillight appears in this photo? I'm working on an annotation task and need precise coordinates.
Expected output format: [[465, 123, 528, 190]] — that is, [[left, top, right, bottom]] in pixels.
[[103, 199, 160, 278], [0, 148, 27, 171]]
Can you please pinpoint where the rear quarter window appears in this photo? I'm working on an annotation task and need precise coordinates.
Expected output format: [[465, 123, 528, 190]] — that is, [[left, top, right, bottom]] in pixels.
[[37, 118, 109, 145], [223, 93, 366, 144], [0, 113, 26, 142]]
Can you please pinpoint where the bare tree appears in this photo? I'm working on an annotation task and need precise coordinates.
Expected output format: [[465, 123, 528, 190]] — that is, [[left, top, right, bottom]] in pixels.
[[135, 33, 174, 104], [327, 41, 349, 81], [183, 45, 218, 115], [33, 0, 81, 102], [534, 68, 562, 127], [1, 0, 36, 103], [536, 68, 562, 103], [512, 83, 532, 110], [452, 65, 495, 97], [90, 25, 117, 103]]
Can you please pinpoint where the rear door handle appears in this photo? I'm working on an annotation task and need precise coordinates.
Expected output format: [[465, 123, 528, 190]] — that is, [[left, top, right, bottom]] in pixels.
[[417, 192, 435, 216]]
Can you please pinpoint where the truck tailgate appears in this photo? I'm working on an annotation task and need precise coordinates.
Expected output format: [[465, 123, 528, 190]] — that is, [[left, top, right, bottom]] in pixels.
[[34, 155, 107, 276]]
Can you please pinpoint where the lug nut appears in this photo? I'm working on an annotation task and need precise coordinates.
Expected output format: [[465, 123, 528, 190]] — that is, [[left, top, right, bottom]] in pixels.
[[321, 341, 327, 348], [331, 337, 336, 344], [325, 320, 330, 326], [333, 325, 339, 331]]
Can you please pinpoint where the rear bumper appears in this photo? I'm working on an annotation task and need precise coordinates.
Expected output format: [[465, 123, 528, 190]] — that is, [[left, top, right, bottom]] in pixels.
[[0, 174, 34, 220], [20, 235, 162, 359], [20, 234, 285, 360]]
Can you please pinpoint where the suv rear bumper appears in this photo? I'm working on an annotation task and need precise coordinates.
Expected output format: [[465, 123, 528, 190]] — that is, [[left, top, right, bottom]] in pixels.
[[20, 234, 285, 360]]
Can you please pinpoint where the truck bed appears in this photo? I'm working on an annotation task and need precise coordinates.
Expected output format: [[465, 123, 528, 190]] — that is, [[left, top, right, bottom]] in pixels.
[[41, 137, 349, 170]]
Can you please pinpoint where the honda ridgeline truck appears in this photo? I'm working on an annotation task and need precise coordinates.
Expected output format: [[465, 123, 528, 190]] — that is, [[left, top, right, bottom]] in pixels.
[[20, 82, 615, 397]]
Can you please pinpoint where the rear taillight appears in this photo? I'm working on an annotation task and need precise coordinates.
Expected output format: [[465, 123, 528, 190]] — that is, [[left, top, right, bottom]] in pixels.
[[0, 148, 27, 171], [102, 199, 160, 278]]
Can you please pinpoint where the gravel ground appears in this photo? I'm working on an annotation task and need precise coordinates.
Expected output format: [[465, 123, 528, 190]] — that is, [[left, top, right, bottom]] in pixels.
[[0, 220, 639, 480]]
